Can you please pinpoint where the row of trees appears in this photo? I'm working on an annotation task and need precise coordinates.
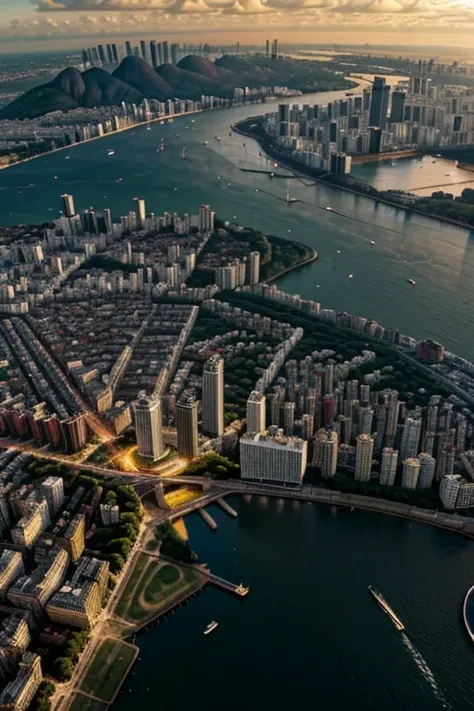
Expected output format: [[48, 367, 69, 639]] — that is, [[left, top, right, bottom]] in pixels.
[[184, 452, 239, 480], [155, 522, 198, 564], [50, 630, 89, 682]]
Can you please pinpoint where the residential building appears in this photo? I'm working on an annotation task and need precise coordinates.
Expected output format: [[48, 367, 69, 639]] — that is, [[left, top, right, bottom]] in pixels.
[[240, 428, 307, 485], [354, 433, 374, 482], [402, 458, 421, 489], [400, 417, 422, 460], [0, 611, 31, 679], [0, 653, 42, 711], [202, 355, 224, 437], [39, 476, 64, 517], [439, 474, 461, 509], [46, 556, 106, 629], [246, 391, 266, 433], [380, 447, 398, 486], [175, 396, 199, 459], [11, 500, 50, 548], [312, 428, 338, 478], [64, 514, 86, 562], [417, 453, 436, 489], [0, 551, 24, 599], [7, 549, 69, 616]]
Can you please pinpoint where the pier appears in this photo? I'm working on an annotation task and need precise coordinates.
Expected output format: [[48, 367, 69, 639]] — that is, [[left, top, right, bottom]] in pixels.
[[206, 572, 250, 597], [198, 508, 218, 530], [217, 498, 238, 518]]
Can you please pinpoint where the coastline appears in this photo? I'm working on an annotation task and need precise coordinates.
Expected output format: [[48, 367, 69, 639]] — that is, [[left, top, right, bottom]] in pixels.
[[233, 119, 474, 233], [463, 584, 474, 643], [264, 244, 319, 283]]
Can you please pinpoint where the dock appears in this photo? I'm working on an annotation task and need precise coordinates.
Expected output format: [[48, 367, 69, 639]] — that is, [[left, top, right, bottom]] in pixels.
[[207, 572, 250, 597], [198, 508, 218, 530], [217, 498, 237, 518]]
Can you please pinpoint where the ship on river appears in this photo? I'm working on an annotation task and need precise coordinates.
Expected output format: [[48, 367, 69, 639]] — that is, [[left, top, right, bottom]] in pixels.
[[368, 585, 405, 631]]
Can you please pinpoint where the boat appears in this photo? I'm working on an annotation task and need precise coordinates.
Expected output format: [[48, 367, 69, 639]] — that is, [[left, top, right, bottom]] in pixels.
[[107, 150, 115, 156], [215, 136, 221, 141], [407, 278, 416, 285], [203, 141, 208, 146], [182, 147, 187, 159], [326, 206, 334, 212], [368, 585, 405, 631], [348, 274, 354, 279], [204, 621, 218, 635], [146, 126, 151, 131], [369, 240, 375, 245]]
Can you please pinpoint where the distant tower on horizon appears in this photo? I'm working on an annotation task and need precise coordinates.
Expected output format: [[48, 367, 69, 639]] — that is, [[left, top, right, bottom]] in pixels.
[[271, 39, 279, 60], [265, 39, 270, 57]]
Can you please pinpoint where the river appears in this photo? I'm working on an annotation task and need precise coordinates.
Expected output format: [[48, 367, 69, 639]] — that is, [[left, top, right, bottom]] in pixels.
[[0, 88, 473, 358], [112, 496, 474, 711]]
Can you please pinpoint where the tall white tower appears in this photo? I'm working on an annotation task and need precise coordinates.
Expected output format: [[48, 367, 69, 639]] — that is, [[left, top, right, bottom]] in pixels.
[[134, 394, 163, 460], [202, 356, 224, 437], [246, 391, 266, 433]]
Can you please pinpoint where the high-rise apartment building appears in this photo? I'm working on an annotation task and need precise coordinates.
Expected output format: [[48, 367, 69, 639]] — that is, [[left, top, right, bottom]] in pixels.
[[175, 396, 199, 459], [439, 475, 461, 509], [240, 429, 307, 485], [202, 356, 224, 437], [402, 458, 421, 489], [170, 43, 180, 64], [39, 476, 64, 518], [400, 417, 422, 460], [134, 198, 146, 228], [134, 395, 164, 460], [312, 428, 338, 478], [248, 251, 260, 285], [150, 40, 158, 67], [271, 38, 279, 59], [358, 406, 374, 435], [369, 76, 390, 130], [418, 452, 436, 489], [198, 204, 215, 233], [246, 391, 266, 433], [354, 433, 374, 482], [61, 194, 76, 218], [283, 402, 295, 435], [380, 447, 398, 486]]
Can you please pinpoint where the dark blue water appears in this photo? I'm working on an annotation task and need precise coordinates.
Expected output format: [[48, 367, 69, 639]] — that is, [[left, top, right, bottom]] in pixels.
[[113, 497, 474, 711]]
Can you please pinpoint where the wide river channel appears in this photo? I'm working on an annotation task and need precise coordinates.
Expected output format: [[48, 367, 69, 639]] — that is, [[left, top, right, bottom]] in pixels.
[[1, 87, 474, 709]]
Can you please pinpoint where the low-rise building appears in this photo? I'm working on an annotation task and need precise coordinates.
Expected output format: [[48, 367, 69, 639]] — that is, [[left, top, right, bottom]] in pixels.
[[0, 652, 42, 711], [7, 549, 69, 616]]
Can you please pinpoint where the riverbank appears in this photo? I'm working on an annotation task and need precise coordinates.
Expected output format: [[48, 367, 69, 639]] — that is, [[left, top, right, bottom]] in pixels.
[[264, 244, 318, 283], [234, 118, 474, 232]]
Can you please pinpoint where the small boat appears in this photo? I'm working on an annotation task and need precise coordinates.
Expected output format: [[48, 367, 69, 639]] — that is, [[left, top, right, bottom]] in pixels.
[[326, 206, 334, 212], [216, 136, 221, 141], [53, 176, 58, 180], [116, 177, 123, 183], [65, 156, 70, 160], [203, 141, 208, 146], [107, 150, 115, 156], [348, 274, 354, 279], [146, 126, 151, 131], [369, 240, 375, 245], [204, 621, 218, 635], [407, 278, 416, 285], [182, 147, 187, 159]]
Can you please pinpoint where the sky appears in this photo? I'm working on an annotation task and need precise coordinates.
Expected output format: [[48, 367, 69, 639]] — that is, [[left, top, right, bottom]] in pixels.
[[1, 0, 474, 54]]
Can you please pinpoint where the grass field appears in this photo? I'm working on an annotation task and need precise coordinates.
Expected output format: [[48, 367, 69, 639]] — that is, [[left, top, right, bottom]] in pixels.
[[79, 638, 137, 703], [69, 694, 108, 711], [113, 553, 202, 625]]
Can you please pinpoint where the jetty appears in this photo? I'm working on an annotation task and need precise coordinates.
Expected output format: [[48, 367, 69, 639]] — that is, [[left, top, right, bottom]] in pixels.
[[198, 508, 218, 530], [217, 498, 237, 518]]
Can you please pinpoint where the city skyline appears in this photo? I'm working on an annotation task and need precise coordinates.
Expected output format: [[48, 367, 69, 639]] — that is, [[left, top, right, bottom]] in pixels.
[[1, 0, 474, 52]]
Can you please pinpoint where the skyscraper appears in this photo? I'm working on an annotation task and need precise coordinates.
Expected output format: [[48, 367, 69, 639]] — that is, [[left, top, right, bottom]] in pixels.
[[134, 198, 146, 228], [390, 90, 406, 123], [39, 477, 64, 518], [112, 43, 119, 62], [157, 42, 164, 65], [140, 40, 148, 62], [202, 356, 224, 437], [380, 447, 398, 486], [171, 43, 180, 64], [199, 204, 215, 232], [271, 39, 279, 59], [369, 77, 390, 130], [355, 434, 374, 482], [246, 391, 266, 433], [176, 397, 199, 459], [162, 41, 170, 63], [402, 458, 421, 489], [400, 417, 422, 460], [265, 39, 270, 56], [97, 44, 106, 64], [125, 40, 132, 57], [150, 40, 158, 68], [283, 402, 295, 436], [248, 251, 260, 285], [134, 395, 164, 460], [61, 194, 75, 218], [418, 452, 436, 489], [312, 428, 338, 478]]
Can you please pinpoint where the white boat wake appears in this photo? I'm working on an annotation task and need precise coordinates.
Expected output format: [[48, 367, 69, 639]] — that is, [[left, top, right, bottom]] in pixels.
[[402, 633, 451, 709]]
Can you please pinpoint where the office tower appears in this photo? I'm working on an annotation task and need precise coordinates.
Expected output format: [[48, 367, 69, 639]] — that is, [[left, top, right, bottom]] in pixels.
[[39, 476, 64, 518], [162, 41, 170, 63], [283, 402, 295, 436], [248, 251, 260, 285], [125, 40, 132, 56], [0, 652, 43, 711], [135, 395, 163, 460], [402, 458, 421, 489], [400, 417, 422, 460], [0, 550, 24, 599], [134, 198, 146, 228], [61, 193, 75, 218], [176, 396, 199, 459], [199, 204, 215, 232], [271, 38, 279, 59], [279, 104, 290, 123], [369, 76, 390, 129], [265, 39, 270, 56], [202, 356, 224, 437], [103, 208, 112, 234], [312, 428, 338, 478], [246, 391, 266, 433], [358, 406, 373, 435], [150, 40, 158, 67], [64, 514, 86, 562], [171, 43, 180, 64], [439, 475, 461, 509], [240, 430, 307, 485], [390, 90, 406, 123], [140, 40, 148, 62], [380, 447, 398, 486], [418, 453, 436, 489], [354, 434, 374, 482]]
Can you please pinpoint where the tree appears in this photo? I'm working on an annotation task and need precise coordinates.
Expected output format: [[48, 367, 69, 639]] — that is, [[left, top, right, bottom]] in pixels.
[[52, 657, 74, 682], [108, 553, 125, 573]]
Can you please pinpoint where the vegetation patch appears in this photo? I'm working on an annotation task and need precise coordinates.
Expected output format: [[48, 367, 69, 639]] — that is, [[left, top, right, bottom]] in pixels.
[[68, 694, 108, 711], [113, 552, 149, 619], [79, 638, 136, 703]]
